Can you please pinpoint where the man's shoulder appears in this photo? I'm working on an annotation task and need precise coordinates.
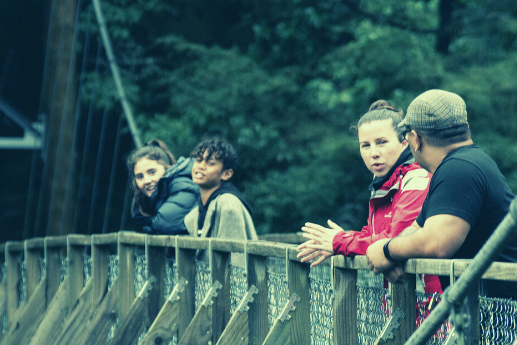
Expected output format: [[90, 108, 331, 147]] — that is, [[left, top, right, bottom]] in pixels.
[[213, 193, 245, 209]]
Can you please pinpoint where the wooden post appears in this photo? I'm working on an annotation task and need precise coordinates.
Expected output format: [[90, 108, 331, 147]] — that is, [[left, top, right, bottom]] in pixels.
[[210, 246, 231, 344], [5, 241, 23, 325], [24, 238, 44, 301], [287, 248, 311, 345], [464, 280, 480, 344], [91, 234, 111, 307], [117, 235, 135, 319], [333, 267, 358, 344], [44, 237, 67, 307], [247, 254, 268, 345], [176, 243, 196, 339], [67, 235, 90, 310], [146, 237, 165, 322], [389, 274, 417, 344]]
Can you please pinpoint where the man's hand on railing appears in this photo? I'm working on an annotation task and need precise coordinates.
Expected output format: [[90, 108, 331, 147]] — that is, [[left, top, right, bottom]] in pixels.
[[381, 262, 405, 283], [366, 238, 397, 274]]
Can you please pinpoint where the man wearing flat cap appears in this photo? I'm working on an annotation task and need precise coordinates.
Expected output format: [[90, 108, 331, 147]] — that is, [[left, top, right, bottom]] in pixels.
[[366, 89, 517, 298]]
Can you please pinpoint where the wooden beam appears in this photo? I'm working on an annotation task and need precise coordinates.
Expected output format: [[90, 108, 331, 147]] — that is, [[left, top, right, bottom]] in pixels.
[[91, 240, 109, 307], [118, 231, 146, 246], [176, 247, 196, 339], [210, 248, 231, 344], [262, 293, 301, 345], [5, 242, 22, 327], [67, 235, 91, 246], [142, 278, 187, 345], [287, 259, 310, 345], [209, 238, 245, 253], [464, 281, 480, 344], [146, 241, 165, 322], [146, 234, 176, 247], [1, 276, 47, 345], [176, 236, 209, 250], [118, 239, 135, 319], [246, 241, 290, 258], [75, 278, 119, 345], [333, 268, 358, 344], [24, 241, 43, 301], [67, 238, 85, 312], [49, 279, 94, 345], [91, 232, 118, 245], [44, 238, 62, 307], [375, 275, 417, 345], [247, 254, 268, 345], [110, 280, 152, 345], [215, 285, 259, 345], [177, 281, 222, 345], [26, 276, 69, 345], [43, 236, 67, 248]]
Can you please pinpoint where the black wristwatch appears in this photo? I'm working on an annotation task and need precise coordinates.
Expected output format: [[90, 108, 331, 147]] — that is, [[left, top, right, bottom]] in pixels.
[[383, 239, 397, 262]]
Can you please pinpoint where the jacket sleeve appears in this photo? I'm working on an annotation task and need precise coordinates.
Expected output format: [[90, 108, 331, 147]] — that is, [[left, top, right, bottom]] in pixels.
[[213, 194, 257, 240], [333, 171, 431, 256], [131, 201, 152, 227], [149, 182, 199, 235]]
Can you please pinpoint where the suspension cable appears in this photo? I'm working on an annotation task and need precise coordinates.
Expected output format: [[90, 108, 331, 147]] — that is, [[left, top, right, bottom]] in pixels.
[[72, 39, 103, 233], [86, 102, 110, 235], [59, 4, 92, 236], [91, 0, 142, 149], [102, 113, 124, 234]]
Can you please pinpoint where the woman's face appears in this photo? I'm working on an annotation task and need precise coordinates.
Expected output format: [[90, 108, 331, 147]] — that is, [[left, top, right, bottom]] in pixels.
[[134, 157, 167, 197], [358, 119, 407, 178]]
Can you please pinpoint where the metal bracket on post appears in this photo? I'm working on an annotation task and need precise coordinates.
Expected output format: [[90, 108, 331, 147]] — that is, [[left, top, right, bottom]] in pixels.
[[168, 277, 188, 303], [243, 241, 248, 281], [330, 256, 335, 300], [378, 307, 406, 341], [202, 280, 222, 308], [208, 238, 213, 276], [448, 260, 468, 345], [237, 285, 259, 314], [443, 328, 463, 345], [279, 293, 301, 323], [450, 260, 456, 285], [174, 236, 179, 281]]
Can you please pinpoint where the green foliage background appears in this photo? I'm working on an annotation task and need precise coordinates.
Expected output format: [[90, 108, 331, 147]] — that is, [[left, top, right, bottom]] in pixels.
[[83, 0, 517, 234]]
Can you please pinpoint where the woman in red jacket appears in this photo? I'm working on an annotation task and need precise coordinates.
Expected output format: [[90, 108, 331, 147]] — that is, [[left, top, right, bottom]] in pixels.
[[297, 100, 441, 294]]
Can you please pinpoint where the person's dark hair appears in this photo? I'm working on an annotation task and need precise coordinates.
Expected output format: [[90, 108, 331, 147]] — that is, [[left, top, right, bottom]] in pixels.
[[127, 139, 176, 209], [352, 100, 405, 142], [190, 138, 238, 172], [413, 124, 471, 148]]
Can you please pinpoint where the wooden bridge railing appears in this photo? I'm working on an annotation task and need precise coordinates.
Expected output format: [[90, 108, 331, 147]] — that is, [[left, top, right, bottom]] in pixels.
[[0, 232, 516, 345]]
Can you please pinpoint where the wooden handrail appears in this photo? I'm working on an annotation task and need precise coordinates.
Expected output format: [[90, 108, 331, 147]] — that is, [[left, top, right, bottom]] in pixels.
[[1, 232, 516, 345]]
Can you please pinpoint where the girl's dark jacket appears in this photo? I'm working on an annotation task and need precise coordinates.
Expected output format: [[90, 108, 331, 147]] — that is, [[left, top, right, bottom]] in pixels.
[[131, 157, 199, 235]]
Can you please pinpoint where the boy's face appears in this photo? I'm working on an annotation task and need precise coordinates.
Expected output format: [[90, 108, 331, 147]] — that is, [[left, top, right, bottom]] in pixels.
[[192, 150, 232, 190]]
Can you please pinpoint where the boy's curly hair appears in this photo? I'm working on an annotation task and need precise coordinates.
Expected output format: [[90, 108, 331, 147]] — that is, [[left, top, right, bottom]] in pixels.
[[190, 138, 238, 172]]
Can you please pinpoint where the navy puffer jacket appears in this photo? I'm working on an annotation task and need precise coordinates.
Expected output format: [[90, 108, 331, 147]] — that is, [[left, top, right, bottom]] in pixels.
[[131, 157, 199, 235]]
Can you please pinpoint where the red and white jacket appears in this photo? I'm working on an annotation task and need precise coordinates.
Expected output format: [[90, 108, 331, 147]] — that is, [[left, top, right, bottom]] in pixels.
[[332, 161, 442, 293]]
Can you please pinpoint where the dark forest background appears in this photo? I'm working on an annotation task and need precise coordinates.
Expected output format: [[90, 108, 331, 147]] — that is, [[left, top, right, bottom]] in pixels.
[[1, 0, 516, 241]]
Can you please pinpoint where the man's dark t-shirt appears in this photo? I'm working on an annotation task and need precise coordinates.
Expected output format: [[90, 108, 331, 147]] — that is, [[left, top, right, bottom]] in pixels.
[[416, 145, 516, 298]]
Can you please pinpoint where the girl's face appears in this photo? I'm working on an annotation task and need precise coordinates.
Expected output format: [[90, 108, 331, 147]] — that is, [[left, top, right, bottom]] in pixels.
[[134, 158, 167, 197], [358, 119, 407, 178]]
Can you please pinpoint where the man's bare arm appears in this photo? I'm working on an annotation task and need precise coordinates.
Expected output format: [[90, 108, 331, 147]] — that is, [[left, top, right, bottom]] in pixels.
[[389, 214, 470, 260], [397, 220, 421, 237], [366, 214, 470, 274]]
